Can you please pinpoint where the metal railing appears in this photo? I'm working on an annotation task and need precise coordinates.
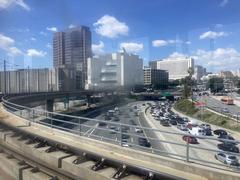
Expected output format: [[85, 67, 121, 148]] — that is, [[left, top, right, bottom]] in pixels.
[[2, 97, 240, 173]]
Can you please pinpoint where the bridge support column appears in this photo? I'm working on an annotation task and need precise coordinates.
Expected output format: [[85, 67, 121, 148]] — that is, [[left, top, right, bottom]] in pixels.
[[86, 95, 91, 107], [45, 99, 54, 113]]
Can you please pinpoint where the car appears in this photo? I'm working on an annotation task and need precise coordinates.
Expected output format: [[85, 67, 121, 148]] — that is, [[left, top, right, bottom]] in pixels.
[[135, 127, 143, 133], [169, 119, 177, 125], [129, 120, 137, 125], [214, 129, 228, 136], [122, 134, 130, 139], [177, 120, 186, 125], [218, 134, 236, 144], [221, 108, 229, 113], [215, 153, 239, 166], [183, 117, 189, 122], [122, 143, 131, 147], [200, 123, 211, 130], [217, 143, 239, 153], [182, 135, 198, 144], [204, 128, 212, 136], [99, 121, 107, 126], [188, 127, 205, 136], [109, 125, 118, 133], [112, 117, 120, 121], [160, 120, 170, 126], [177, 124, 188, 131], [138, 137, 151, 147], [104, 115, 111, 120]]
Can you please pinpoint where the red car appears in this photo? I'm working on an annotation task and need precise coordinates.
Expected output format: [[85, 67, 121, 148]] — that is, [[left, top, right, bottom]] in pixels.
[[182, 135, 198, 144]]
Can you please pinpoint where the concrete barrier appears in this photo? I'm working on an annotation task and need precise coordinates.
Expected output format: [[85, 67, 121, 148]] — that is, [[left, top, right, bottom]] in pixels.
[[22, 168, 51, 180]]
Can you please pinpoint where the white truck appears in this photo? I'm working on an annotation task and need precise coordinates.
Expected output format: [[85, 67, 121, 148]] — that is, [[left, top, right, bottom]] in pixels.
[[188, 127, 205, 136]]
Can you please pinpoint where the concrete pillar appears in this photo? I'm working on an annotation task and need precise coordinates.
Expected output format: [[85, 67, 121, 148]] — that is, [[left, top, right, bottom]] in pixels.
[[45, 99, 54, 112], [86, 95, 91, 107]]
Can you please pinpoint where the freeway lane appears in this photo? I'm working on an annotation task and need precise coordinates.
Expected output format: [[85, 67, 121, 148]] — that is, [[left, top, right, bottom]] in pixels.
[[142, 101, 240, 171], [196, 95, 240, 116]]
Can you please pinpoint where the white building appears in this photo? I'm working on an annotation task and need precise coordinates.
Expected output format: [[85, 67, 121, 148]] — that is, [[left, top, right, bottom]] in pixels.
[[86, 51, 143, 90], [149, 57, 194, 80], [193, 65, 206, 82]]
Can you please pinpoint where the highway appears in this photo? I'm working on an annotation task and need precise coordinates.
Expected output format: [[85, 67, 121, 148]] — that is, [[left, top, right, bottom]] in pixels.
[[33, 99, 240, 171], [195, 94, 240, 116]]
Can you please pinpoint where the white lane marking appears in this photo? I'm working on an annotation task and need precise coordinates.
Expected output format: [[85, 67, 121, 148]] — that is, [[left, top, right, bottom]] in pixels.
[[84, 123, 99, 136], [144, 105, 177, 155]]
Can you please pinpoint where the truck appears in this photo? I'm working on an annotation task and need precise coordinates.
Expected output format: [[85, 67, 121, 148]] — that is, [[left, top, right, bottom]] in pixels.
[[221, 96, 234, 105], [188, 127, 205, 136]]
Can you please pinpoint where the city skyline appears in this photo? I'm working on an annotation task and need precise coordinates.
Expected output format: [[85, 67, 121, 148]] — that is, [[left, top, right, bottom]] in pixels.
[[0, 0, 240, 72]]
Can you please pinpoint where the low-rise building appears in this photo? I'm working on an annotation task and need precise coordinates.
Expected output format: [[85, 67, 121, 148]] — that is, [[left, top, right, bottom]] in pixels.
[[0, 68, 58, 94]]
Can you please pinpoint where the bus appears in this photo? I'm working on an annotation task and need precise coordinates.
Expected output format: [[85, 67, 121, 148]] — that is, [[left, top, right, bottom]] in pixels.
[[221, 96, 234, 105]]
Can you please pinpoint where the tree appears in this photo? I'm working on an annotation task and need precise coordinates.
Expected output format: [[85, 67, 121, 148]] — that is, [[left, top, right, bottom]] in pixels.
[[206, 77, 224, 93], [182, 67, 194, 99]]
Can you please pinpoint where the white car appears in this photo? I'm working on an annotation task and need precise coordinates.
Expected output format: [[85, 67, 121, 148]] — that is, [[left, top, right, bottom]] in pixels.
[[188, 127, 205, 136], [135, 127, 143, 133]]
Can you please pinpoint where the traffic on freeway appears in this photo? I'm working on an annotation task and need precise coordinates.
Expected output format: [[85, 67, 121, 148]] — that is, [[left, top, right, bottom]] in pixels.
[[40, 99, 240, 171], [194, 92, 240, 119]]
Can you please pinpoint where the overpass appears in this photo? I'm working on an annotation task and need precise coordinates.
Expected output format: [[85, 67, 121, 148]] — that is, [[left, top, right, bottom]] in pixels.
[[0, 92, 239, 180]]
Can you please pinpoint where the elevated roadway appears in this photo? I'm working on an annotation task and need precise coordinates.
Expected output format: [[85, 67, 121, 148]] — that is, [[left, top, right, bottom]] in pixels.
[[0, 93, 240, 180]]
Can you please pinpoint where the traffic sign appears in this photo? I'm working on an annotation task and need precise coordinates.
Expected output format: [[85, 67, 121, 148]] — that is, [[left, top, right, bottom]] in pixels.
[[195, 101, 206, 107]]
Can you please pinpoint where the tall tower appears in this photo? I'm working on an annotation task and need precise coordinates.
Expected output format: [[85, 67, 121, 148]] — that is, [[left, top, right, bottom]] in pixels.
[[53, 26, 92, 89]]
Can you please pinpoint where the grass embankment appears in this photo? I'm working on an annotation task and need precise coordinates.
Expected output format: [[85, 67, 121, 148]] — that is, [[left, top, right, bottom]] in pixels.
[[174, 99, 240, 132]]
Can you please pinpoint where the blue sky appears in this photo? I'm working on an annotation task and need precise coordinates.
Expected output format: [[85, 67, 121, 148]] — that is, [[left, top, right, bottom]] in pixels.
[[0, 0, 240, 72]]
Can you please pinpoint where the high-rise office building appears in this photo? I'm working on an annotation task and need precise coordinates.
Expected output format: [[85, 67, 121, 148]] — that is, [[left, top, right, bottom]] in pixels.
[[194, 65, 206, 82], [53, 26, 92, 89]]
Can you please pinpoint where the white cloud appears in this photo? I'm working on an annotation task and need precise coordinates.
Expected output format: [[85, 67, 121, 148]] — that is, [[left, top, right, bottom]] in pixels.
[[0, 34, 14, 47], [92, 41, 104, 55], [199, 31, 228, 39], [68, 24, 76, 29], [27, 49, 47, 57], [185, 41, 191, 45], [152, 39, 180, 47], [40, 31, 47, 36], [0, 0, 30, 11], [94, 15, 129, 38], [152, 40, 168, 47], [30, 37, 36, 41], [46, 43, 52, 49], [215, 24, 223, 28], [46, 27, 58, 32], [195, 48, 240, 71], [120, 42, 143, 53], [8, 47, 22, 55], [0, 33, 22, 56], [167, 52, 189, 59], [219, 0, 228, 7]]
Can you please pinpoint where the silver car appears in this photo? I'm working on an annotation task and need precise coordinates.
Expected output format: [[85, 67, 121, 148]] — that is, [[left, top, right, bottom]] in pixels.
[[215, 153, 239, 166]]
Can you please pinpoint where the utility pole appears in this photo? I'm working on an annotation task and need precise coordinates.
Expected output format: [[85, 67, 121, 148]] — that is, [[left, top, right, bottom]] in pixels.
[[3, 60, 6, 94], [28, 66, 30, 94]]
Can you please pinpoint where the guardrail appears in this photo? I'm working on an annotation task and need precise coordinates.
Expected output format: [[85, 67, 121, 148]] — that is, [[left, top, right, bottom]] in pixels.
[[2, 97, 240, 173]]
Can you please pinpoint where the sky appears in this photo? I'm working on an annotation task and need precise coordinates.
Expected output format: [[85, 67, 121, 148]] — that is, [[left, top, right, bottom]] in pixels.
[[0, 0, 240, 72]]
